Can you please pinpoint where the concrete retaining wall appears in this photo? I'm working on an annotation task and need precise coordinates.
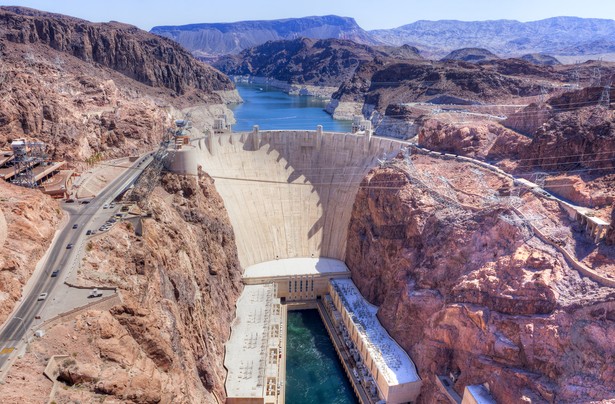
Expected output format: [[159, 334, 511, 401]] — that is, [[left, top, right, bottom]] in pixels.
[[40, 294, 122, 331]]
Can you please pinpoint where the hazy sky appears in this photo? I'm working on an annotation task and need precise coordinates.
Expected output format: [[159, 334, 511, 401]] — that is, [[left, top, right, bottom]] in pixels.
[[1, 0, 614, 30]]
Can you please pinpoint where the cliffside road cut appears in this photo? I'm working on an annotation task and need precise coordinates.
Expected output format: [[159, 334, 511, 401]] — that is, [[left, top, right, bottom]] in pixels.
[[0, 154, 153, 376]]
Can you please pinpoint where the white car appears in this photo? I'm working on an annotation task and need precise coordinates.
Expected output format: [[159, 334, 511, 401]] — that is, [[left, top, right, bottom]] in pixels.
[[88, 289, 102, 298], [37, 293, 48, 301]]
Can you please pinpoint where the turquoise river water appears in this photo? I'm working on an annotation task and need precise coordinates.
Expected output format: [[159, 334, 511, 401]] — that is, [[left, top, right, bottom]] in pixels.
[[230, 83, 352, 132], [286, 310, 357, 404]]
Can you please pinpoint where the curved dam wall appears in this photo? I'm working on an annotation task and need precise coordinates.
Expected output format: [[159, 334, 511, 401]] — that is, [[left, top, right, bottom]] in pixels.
[[169, 129, 408, 269]]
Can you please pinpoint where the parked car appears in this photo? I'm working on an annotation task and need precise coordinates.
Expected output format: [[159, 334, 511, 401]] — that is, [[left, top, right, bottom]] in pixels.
[[66, 243, 73, 249], [86, 230, 92, 235], [88, 288, 102, 298], [37, 293, 48, 301], [103, 204, 110, 209]]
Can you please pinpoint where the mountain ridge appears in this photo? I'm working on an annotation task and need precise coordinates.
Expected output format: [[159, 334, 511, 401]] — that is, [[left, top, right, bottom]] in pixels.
[[370, 16, 615, 57], [151, 15, 378, 59], [151, 15, 615, 60]]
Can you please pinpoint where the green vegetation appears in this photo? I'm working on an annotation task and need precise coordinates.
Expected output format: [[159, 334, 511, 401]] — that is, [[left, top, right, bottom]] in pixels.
[[84, 152, 104, 166]]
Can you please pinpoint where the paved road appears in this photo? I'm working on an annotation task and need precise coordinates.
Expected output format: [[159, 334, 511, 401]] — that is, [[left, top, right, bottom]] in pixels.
[[0, 154, 153, 372]]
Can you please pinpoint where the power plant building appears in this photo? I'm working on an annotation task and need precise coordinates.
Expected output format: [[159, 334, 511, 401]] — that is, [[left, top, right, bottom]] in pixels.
[[328, 279, 422, 403]]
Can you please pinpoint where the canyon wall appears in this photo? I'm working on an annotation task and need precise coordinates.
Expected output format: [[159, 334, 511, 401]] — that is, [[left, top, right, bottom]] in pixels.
[[0, 172, 243, 403], [0, 6, 233, 96], [346, 157, 615, 403], [0, 6, 238, 163], [0, 181, 63, 326]]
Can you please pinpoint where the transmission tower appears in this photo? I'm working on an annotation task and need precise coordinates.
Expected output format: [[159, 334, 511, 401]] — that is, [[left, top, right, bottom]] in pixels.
[[11, 139, 46, 188], [470, 168, 502, 208], [599, 83, 611, 108], [507, 186, 523, 209], [530, 172, 548, 188], [591, 67, 602, 87], [571, 65, 581, 89], [125, 140, 175, 209]]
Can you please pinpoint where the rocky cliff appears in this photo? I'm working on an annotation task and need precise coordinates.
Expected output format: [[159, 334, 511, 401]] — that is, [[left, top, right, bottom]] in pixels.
[[0, 181, 63, 325], [215, 38, 422, 91], [327, 56, 562, 122], [0, 6, 233, 96], [501, 87, 615, 172], [417, 118, 531, 161], [0, 6, 237, 163], [0, 171, 243, 403], [151, 15, 379, 59], [346, 157, 615, 403]]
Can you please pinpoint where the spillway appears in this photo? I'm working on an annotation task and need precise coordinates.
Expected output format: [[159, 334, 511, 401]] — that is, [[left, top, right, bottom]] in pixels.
[[169, 128, 408, 269]]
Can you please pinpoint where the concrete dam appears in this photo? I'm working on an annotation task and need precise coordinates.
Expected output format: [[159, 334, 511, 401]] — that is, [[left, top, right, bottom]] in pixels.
[[169, 128, 426, 403], [170, 128, 408, 268]]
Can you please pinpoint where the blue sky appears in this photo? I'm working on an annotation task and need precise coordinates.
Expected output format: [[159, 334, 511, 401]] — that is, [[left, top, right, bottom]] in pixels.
[[1, 0, 613, 30]]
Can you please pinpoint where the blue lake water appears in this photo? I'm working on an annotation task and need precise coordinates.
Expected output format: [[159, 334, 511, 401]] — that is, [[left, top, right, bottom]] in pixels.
[[230, 83, 352, 132], [285, 310, 358, 404]]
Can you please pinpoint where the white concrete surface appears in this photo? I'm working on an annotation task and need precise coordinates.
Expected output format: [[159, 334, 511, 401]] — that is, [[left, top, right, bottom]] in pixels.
[[330, 279, 420, 385], [225, 283, 282, 402], [243, 257, 350, 279], [168, 130, 408, 268]]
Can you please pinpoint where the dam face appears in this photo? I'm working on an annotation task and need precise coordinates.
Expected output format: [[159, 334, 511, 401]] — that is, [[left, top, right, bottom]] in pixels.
[[170, 129, 407, 268]]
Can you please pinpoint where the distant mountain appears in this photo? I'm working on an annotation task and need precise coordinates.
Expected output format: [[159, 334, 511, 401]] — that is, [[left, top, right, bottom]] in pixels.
[[214, 38, 423, 88], [520, 53, 561, 66], [151, 15, 378, 59], [370, 17, 615, 58], [441, 48, 499, 63], [152, 15, 615, 62]]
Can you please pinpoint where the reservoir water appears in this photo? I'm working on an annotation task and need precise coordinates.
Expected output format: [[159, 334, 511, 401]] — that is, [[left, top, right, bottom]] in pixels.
[[230, 83, 352, 132], [286, 310, 358, 404]]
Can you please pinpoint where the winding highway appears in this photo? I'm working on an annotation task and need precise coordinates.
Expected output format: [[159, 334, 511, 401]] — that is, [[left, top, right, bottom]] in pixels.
[[0, 154, 153, 375]]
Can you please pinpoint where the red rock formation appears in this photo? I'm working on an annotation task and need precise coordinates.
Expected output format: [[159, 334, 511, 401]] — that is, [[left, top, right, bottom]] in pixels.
[[346, 159, 615, 403], [502, 103, 551, 135], [521, 107, 615, 172], [0, 7, 237, 163], [0, 6, 233, 96], [418, 118, 531, 161], [0, 172, 243, 402], [0, 181, 62, 325]]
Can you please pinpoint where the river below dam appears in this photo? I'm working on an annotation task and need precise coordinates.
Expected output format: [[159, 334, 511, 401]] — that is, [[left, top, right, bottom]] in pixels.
[[286, 310, 357, 404], [230, 83, 352, 132]]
